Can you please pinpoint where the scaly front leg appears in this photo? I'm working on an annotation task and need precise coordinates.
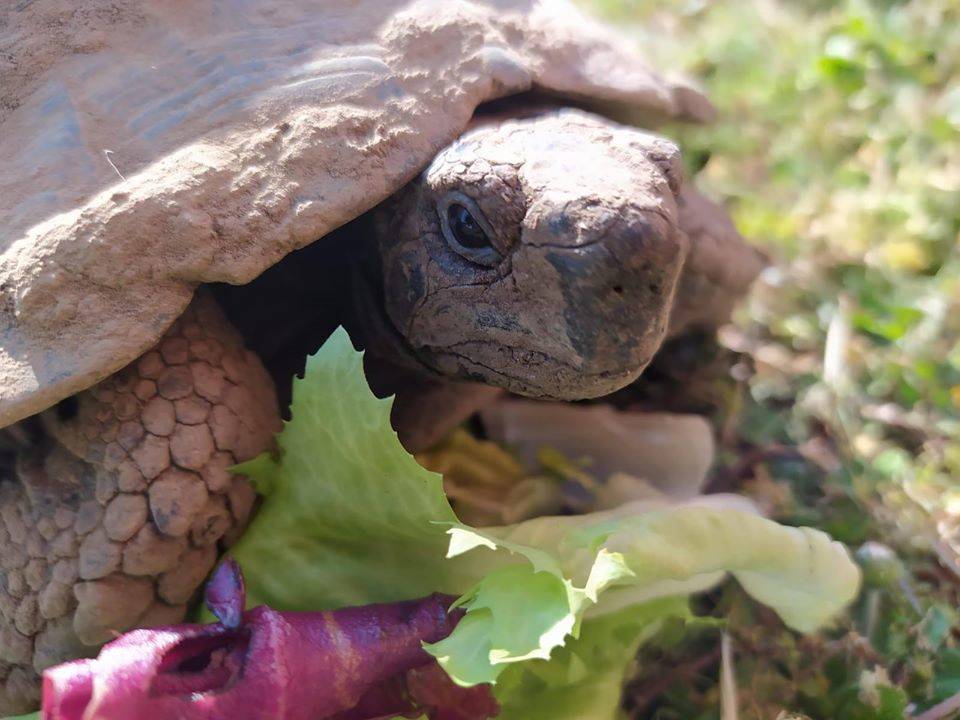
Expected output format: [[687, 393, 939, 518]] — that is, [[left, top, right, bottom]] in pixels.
[[0, 292, 280, 714]]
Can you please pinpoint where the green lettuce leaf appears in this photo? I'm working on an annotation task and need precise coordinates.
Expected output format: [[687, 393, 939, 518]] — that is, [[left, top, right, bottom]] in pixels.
[[228, 328, 860, 697], [228, 327, 465, 611], [493, 597, 692, 720], [427, 497, 860, 685]]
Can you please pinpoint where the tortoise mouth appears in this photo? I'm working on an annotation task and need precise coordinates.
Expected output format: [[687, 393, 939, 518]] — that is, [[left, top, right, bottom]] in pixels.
[[416, 343, 647, 401]]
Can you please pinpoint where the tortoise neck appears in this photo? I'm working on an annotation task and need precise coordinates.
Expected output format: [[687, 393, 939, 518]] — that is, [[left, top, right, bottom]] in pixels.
[[344, 244, 439, 383]]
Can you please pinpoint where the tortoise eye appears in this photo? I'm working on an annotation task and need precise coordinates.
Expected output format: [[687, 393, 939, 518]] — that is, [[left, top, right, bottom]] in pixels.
[[438, 192, 501, 267], [447, 204, 489, 250]]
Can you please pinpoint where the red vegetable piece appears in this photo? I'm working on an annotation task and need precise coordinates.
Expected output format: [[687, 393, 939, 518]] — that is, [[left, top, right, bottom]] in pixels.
[[330, 661, 499, 720], [407, 663, 501, 720], [204, 557, 246, 628], [41, 591, 498, 720]]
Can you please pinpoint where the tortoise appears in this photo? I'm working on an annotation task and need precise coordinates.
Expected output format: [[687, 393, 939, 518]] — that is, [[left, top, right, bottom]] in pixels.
[[0, 0, 763, 711]]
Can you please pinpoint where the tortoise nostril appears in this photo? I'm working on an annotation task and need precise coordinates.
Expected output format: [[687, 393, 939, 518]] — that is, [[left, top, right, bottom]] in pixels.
[[612, 285, 624, 295]]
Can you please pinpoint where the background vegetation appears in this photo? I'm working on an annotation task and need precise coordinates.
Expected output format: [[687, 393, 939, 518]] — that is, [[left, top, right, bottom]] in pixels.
[[584, 0, 960, 717]]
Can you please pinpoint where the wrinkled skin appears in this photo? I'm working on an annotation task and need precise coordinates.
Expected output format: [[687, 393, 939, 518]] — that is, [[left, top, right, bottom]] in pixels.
[[0, 109, 758, 713]]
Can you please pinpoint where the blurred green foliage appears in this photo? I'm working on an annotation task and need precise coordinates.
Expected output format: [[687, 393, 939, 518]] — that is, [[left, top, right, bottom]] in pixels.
[[582, 0, 960, 716]]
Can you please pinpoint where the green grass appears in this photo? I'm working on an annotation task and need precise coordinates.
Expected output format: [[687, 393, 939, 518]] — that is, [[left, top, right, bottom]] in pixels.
[[582, 0, 960, 717]]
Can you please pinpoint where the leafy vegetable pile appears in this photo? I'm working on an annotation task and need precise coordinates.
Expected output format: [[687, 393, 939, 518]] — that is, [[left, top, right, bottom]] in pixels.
[[23, 329, 860, 718], [231, 330, 858, 716]]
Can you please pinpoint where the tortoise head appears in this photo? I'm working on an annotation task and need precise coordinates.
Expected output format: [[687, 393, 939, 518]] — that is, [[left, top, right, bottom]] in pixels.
[[373, 109, 689, 400]]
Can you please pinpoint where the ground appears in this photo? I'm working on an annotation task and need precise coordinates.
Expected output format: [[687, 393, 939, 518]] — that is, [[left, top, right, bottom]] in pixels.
[[582, 0, 960, 717]]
